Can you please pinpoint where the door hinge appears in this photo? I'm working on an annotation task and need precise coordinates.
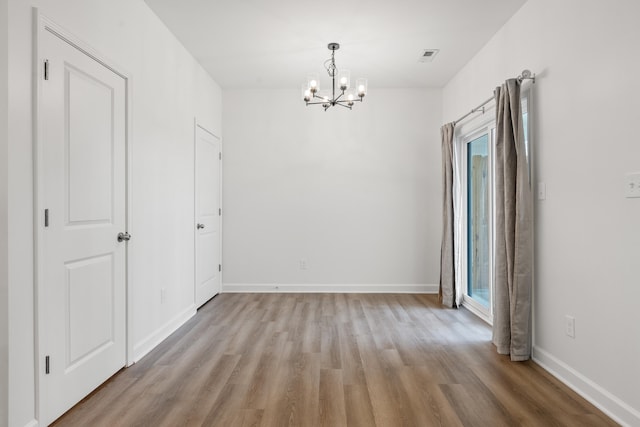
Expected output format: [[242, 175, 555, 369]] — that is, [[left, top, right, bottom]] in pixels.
[[219, 208, 221, 216], [45, 356, 50, 374], [44, 209, 49, 227], [219, 152, 222, 160], [44, 59, 49, 80], [218, 264, 221, 272]]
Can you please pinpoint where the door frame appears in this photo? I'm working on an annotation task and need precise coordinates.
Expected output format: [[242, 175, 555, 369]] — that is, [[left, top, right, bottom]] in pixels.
[[33, 11, 134, 421], [460, 124, 495, 324], [455, 107, 496, 325], [193, 120, 223, 304]]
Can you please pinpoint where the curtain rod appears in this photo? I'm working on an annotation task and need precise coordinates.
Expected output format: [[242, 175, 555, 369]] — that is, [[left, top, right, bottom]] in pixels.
[[453, 69, 535, 125]]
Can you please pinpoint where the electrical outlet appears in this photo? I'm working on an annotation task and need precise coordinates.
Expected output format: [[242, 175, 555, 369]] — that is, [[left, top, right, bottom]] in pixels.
[[565, 315, 575, 338], [161, 288, 166, 304], [299, 259, 307, 270], [624, 173, 640, 198], [537, 182, 546, 200]]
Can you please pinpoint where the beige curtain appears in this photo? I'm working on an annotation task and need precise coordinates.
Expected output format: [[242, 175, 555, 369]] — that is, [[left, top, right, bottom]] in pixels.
[[493, 79, 533, 361], [439, 123, 456, 308]]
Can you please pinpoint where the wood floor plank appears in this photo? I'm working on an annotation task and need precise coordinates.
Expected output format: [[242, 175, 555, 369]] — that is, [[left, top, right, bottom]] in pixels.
[[336, 323, 366, 386], [320, 323, 341, 370], [238, 409, 264, 427], [439, 382, 517, 427], [242, 331, 289, 410], [52, 294, 619, 427], [156, 353, 242, 426], [407, 368, 465, 427], [201, 383, 250, 426], [318, 369, 347, 427], [378, 350, 434, 427], [260, 347, 320, 427], [356, 333, 403, 426]]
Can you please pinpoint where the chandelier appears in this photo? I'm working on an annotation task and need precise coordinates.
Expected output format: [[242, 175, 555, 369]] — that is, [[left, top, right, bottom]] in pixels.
[[302, 43, 368, 111]]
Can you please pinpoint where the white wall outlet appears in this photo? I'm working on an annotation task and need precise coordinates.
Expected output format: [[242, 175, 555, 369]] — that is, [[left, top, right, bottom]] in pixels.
[[537, 182, 546, 200], [299, 259, 307, 270], [161, 288, 166, 304], [624, 173, 640, 198], [565, 315, 575, 338]]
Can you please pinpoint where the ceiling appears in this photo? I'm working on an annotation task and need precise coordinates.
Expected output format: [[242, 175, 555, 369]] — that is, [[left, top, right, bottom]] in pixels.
[[144, 0, 527, 89]]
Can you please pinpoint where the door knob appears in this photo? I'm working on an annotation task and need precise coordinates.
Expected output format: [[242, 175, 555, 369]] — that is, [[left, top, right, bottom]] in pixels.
[[117, 232, 131, 242], [197, 223, 205, 229]]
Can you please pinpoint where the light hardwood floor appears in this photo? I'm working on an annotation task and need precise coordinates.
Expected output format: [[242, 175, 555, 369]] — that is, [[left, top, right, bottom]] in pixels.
[[53, 293, 618, 426]]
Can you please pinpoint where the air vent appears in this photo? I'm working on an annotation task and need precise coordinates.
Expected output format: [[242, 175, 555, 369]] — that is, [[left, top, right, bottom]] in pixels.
[[419, 49, 439, 63]]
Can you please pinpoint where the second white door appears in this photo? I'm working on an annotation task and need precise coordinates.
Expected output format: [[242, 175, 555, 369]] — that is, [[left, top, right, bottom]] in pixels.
[[195, 125, 222, 307]]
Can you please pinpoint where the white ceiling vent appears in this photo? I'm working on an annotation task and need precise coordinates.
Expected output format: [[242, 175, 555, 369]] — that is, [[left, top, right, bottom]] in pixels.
[[419, 49, 439, 62]]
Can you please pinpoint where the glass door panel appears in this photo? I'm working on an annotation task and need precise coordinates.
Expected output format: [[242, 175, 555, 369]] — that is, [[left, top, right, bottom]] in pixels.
[[467, 134, 490, 308]]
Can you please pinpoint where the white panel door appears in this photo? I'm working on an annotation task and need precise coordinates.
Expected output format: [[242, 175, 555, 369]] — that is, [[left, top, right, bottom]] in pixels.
[[195, 125, 221, 307], [39, 29, 127, 425]]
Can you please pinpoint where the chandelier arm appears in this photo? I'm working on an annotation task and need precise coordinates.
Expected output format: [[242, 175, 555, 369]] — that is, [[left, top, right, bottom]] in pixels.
[[312, 93, 332, 102], [334, 102, 352, 110]]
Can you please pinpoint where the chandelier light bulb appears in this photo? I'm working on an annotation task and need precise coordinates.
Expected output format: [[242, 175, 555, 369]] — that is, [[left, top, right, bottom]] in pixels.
[[340, 76, 348, 90], [347, 93, 354, 106], [309, 80, 318, 93], [358, 85, 365, 96], [303, 89, 311, 102]]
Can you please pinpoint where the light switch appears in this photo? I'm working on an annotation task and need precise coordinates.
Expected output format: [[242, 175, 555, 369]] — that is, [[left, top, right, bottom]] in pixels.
[[625, 173, 640, 198]]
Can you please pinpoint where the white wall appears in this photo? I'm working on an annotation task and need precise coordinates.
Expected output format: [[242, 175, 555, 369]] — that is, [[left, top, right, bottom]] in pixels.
[[0, 0, 8, 424], [222, 89, 442, 291], [6, 1, 221, 425], [443, 0, 640, 424]]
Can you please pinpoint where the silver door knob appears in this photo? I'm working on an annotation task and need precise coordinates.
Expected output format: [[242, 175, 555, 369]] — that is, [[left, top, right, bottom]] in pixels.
[[117, 232, 131, 242], [197, 223, 205, 229]]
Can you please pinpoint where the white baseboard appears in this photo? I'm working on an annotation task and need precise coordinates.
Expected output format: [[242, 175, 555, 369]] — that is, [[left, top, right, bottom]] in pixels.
[[222, 283, 438, 294], [132, 304, 196, 363], [533, 346, 640, 427], [22, 419, 38, 427]]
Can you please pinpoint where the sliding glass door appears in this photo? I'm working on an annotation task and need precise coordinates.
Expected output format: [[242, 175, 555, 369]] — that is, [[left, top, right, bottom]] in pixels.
[[462, 126, 494, 322], [467, 134, 491, 308], [459, 90, 529, 324]]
